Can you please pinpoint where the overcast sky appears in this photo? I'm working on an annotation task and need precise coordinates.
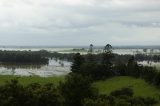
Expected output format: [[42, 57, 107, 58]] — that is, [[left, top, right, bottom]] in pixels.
[[0, 0, 160, 46]]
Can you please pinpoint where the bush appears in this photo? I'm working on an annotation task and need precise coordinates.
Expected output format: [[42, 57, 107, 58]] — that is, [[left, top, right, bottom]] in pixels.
[[0, 79, 63, 106], [58, 73, 97, 106], [110, 87, 133, 97]]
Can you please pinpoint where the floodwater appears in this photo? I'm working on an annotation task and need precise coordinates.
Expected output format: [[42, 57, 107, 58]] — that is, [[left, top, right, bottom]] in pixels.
[[0, 46, 159, 77], [138, 61, 160, 69], [0, 46, 160, 55], [0, 59, 71, 77]]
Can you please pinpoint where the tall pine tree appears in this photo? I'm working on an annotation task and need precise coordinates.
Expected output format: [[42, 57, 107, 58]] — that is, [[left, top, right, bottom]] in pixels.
[[101, 44, 114, 77], [71, 53, 85, 73]]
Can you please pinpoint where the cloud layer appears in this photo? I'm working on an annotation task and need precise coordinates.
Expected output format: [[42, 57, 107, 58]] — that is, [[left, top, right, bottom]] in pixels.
[[0, 0, 160, 46]]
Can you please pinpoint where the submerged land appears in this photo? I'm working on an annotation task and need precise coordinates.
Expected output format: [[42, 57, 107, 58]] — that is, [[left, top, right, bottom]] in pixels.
[[0, 45, 160, 106]]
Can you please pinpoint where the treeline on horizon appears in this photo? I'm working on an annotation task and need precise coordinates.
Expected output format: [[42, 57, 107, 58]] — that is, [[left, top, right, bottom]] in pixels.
[[0, 50, 49, 64], [0, 49, 160, 65], [0, 50, 74, 64]]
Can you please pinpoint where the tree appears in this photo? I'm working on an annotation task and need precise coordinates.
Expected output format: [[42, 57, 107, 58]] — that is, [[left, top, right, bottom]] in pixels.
[[80, 62, 103, 80], [141, 66, 157, 83], [127, 56, 140, 77], [86, 44, 95, 62], [0, 79, 27, 106], [58, 74, 97, 106], [0, 80, 63, 106], [101, 44, 114, 77], [25, 83, 62, 106], [153, 72, 160, 87], [71, 53, 85, 73], [110, 87, 133, 97], [114, 64, 127, 76]]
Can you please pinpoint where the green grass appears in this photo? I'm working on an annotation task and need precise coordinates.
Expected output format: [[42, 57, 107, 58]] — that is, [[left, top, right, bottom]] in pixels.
[[1, 75, 160, 101], [93, 76, 160, 100], [0, 75, 65, 86], [156, 65, 160, 71]]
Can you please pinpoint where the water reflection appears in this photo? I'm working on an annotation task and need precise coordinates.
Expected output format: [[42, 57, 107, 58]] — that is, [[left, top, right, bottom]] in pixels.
[[0, 59, 71, 77]]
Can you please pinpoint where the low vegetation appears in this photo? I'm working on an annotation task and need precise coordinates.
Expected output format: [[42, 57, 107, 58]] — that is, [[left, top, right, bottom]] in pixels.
[[94, 76, 160, 99], [0, 75, 65, 86], [0, 74, 158, 106]]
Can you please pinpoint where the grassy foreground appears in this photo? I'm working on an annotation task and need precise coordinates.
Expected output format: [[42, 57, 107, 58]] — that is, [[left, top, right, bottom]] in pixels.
[[93, 76, 160, 100], [0, 75, 160, 101], [0, 75, 65, 86]]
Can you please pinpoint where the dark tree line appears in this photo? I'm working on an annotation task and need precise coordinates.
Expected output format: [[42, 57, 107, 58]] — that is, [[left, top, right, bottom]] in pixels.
[[0, 74, 96, 106], [114, 56, 160, 87], [0, 50, 75, 64], [70, 44, 160, 89], [71, 44, 115, 80], [84, 87, 157, 106], [0, 49, 159, 65], [0, 75, 157, 106], [135, 54, 160, 62], [0, 79, 62, 106], [0, 50, 49, 64]]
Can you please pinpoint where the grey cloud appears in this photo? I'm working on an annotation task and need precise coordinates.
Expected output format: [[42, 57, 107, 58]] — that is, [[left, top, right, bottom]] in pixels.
[[0, 0, 160, 45]]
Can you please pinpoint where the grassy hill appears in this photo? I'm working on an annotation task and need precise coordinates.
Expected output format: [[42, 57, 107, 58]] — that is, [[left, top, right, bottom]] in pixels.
[[0, 75, 160, 102], [93, 76, 160, 101]]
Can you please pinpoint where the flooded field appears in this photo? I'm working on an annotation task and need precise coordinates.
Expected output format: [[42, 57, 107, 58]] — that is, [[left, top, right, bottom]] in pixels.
[[0, 46, 159, 77], [0, 59, 71, 77], [138, 61, 160, 70]]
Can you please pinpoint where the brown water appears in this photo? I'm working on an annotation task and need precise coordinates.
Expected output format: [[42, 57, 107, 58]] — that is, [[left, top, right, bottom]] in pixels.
[[0, 59, 71, 77], [0, 47, 159, 77]]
